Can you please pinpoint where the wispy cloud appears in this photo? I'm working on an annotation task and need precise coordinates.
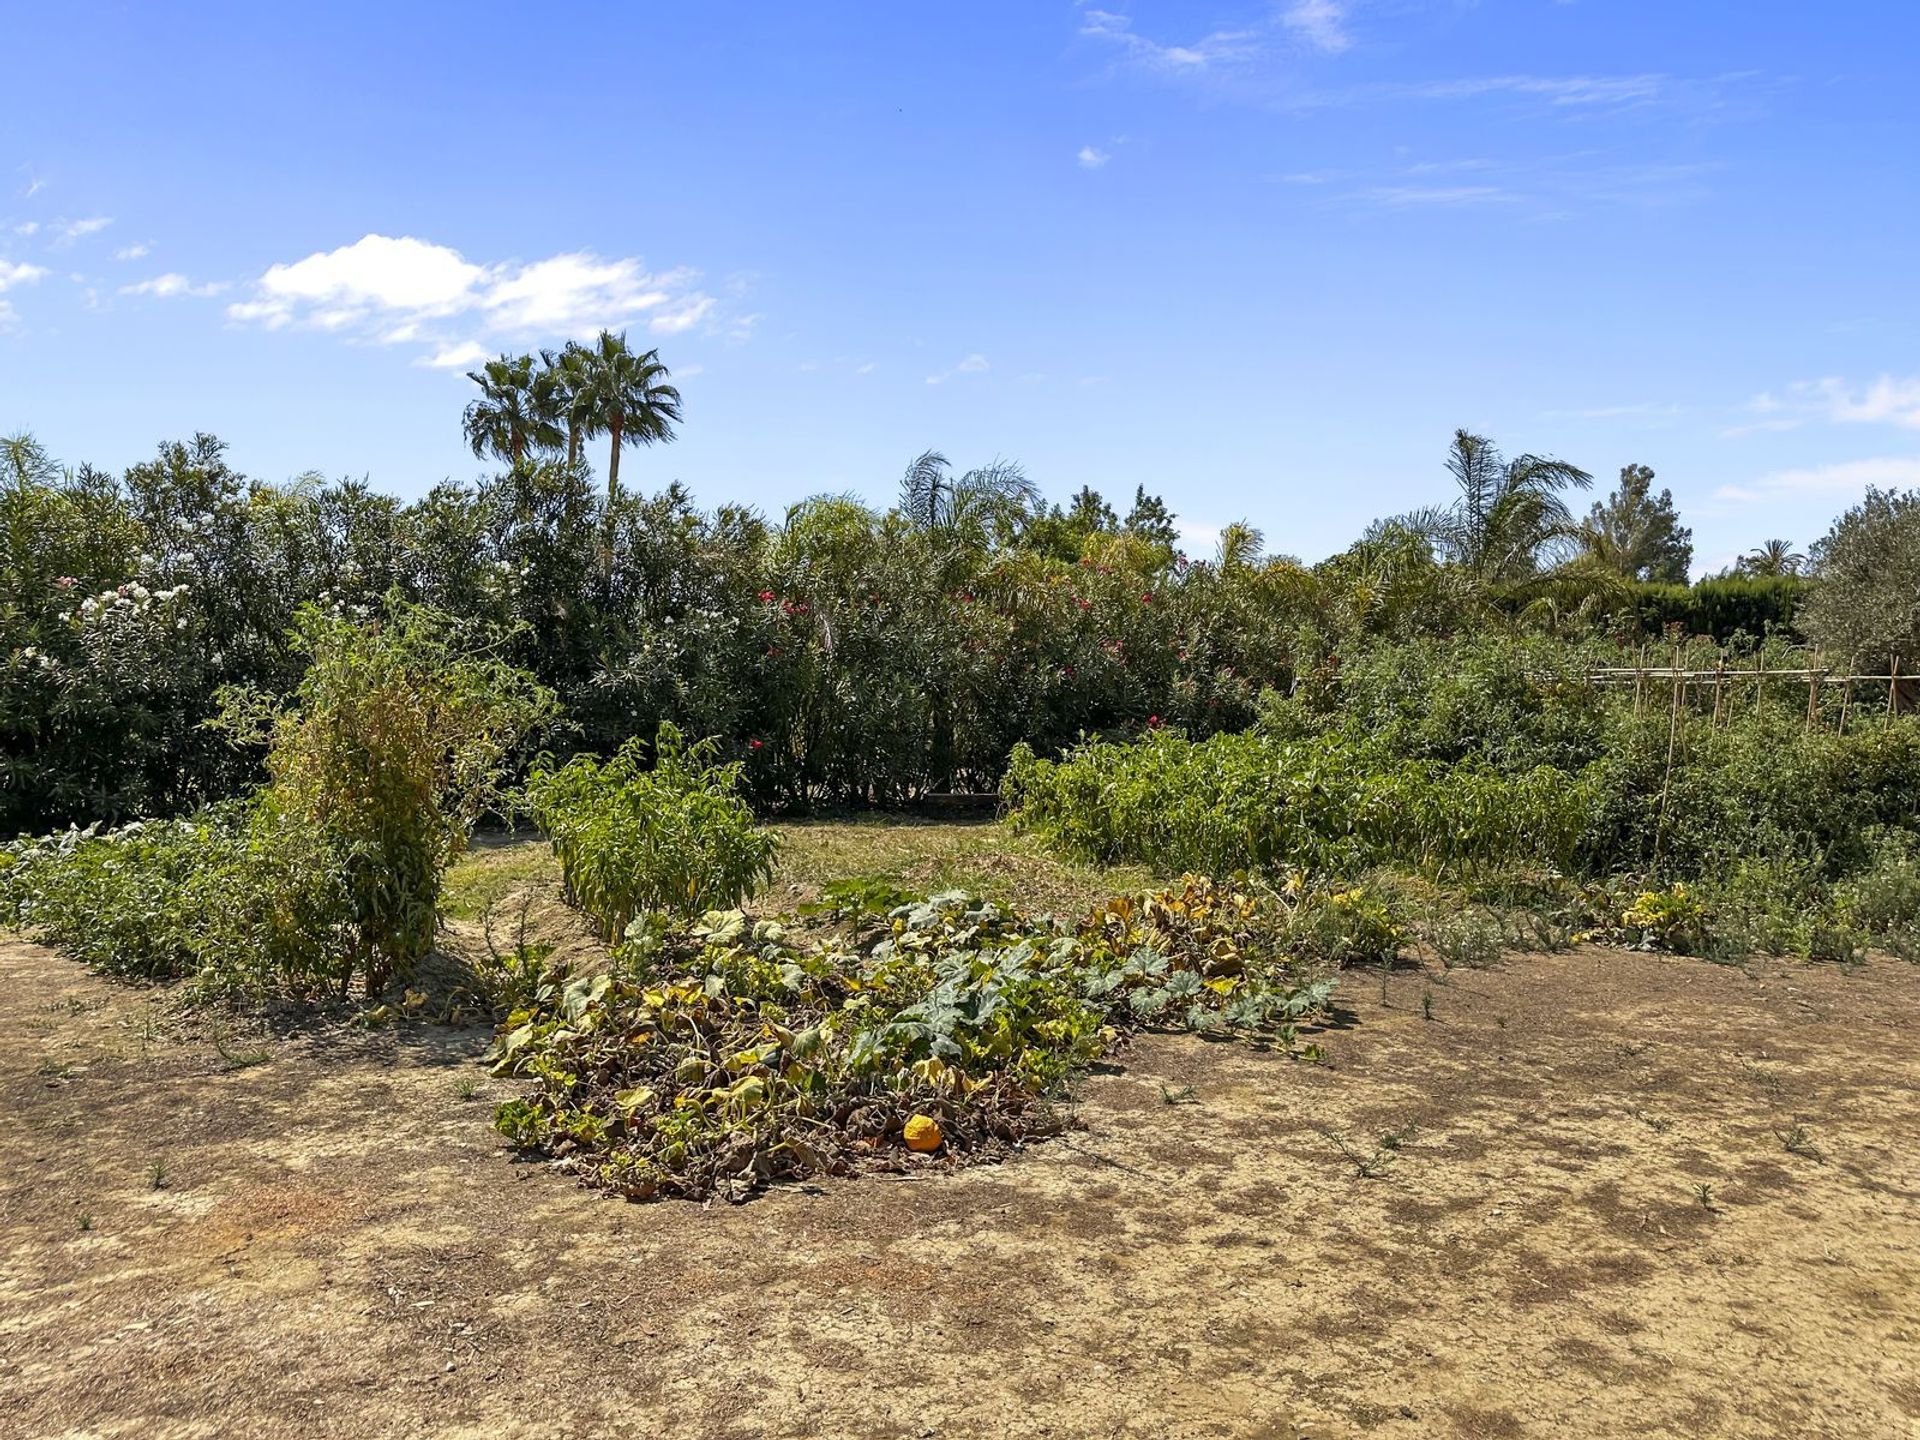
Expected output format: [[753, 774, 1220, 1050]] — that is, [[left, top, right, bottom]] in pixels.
[[0, 259, 44, 332], [1077, 145, 1112, 169], [1079, 8, 1261, 73], [115, 242, 150, 261], [1283, 0, 1350, 54], [1406, 74, 1668, 108], [227, 233, 726, 361], [925, 353, 989, 385], [1354, 184, 1513, 207], [49, 215, 112, 246], [119, 272, 225, 299], [1734, 375, 1920, 435], [1304, 153, 1710, 216], [1715, 456, 1920, 504]]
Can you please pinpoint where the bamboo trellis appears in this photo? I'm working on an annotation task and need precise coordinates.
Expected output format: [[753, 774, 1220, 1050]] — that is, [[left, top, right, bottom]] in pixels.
[[1581, 653, 1911, 730]]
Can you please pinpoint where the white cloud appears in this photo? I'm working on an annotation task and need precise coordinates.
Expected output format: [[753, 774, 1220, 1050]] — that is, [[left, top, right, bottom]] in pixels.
[[228, 233, 723, 358], [1077, 146, 1112, 169], [1409, 74, 1667, 107], [481, 252, 679, 331], [0, 259, 49, 291], [115, 243, 151, 261], [51, 216, 112, 245], [1283, 0, 1350, 54], [118, 272, 224, 299], [1079, 8, 1257, 72], [1715, 456, 1920, 504], [648, 293, 715, 334], [418, 340, 492, 370], [925, 353, 990, 385], [233, 234, 487, 329], [1732, 375, 1920, 435], [12, 221, 39, 237]]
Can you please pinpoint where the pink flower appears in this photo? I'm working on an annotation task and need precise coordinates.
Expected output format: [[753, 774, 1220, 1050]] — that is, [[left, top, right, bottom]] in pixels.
[[757, 590, 775, 603], [749, 738, 764, 750], [54, 576, 77, 589], [1148, 714, 1163, 728]]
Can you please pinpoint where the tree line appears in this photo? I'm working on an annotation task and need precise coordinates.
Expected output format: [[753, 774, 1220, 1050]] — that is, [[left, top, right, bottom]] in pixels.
[[5, 340, 1916, 836]]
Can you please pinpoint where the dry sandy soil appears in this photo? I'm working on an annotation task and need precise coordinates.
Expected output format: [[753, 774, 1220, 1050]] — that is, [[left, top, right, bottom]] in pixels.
[[2, 905, 1917, 1437]]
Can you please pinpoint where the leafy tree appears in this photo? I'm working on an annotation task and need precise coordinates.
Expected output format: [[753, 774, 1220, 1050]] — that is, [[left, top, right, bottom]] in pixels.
[[463, 354, 562, 467], [1017, 486, 1118, 561], [1124, 485, 1179, 551], [1801, 489, 1920, 668], [1067, 485, 1117, 532], [2, 431, 62, 487], [1403, 429, 1592, 583], [574, 330, 682, 505], [1579, 463, 1691, 582]]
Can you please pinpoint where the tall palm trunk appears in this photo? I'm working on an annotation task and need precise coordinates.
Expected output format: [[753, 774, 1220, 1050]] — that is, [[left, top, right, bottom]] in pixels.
[[607, 411, 624, 507]]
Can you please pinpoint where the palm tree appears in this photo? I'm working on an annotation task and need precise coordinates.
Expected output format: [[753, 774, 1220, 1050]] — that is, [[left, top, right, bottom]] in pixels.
[[1402, 429, 1593, 583], [898, 451, 1039, 545], [1215, 521, 1265, 570], [462, 354, 562, 468], [1740, 539, 1805, 577], [574, 330, 682, 506], [536, 342, 595, 471]]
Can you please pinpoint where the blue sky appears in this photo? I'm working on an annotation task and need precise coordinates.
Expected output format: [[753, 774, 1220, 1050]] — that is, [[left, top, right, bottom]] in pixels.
[[3, 1, 1916, 574]]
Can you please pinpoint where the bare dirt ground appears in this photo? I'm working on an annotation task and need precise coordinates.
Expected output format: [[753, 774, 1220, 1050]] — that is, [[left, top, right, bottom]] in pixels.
[[3, 898, 1919, 1436]]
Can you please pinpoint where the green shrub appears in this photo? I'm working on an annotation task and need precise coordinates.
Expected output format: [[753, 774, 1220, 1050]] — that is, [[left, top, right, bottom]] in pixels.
[[0, 814, 240, 978], [1425, 906, 1504, 969], [1618, 883, 1711, 955], [1835, 831, 1920, 958], [1004, 730, 1593, 880], [222, 603, 557, 993], [1287, 881, 1407, 964], [3, 603, 554, 997], [527, 723, 778, 940]]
